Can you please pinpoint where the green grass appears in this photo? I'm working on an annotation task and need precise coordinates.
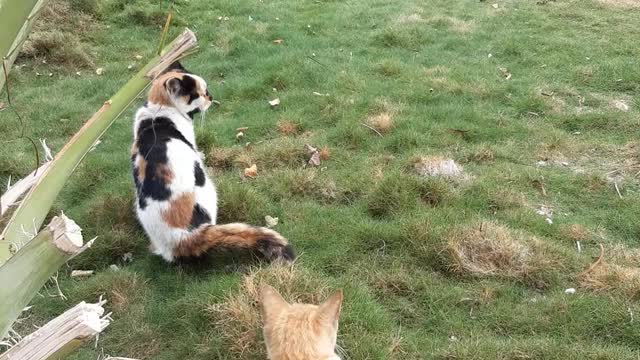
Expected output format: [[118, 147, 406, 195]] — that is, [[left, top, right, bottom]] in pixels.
[[1, 0, 640, 358]]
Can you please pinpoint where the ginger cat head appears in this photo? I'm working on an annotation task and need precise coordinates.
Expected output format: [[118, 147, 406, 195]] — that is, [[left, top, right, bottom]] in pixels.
[[260, 284, 343, 360]]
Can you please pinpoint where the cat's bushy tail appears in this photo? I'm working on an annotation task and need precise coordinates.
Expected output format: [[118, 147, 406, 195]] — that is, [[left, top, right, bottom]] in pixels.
[[173, 223, 295, 261]]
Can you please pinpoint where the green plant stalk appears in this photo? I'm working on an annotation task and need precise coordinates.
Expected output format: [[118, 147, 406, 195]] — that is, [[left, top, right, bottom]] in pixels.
[[0, 0, 40, 64], [0, 214, 88, 338], [0, 0, 49, 93], [0, 28, 197, 264]]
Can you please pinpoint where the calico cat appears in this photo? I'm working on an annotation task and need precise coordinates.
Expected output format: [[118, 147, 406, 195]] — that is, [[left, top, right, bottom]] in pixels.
[[260, 285, 343, 360], [131, 62, 294, 262]]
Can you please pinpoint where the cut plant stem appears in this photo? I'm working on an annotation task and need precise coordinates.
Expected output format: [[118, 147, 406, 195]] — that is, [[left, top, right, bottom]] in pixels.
[[0, 300, 109, 360], [0, 28, 198, 264], [0, 213, 95, 338]]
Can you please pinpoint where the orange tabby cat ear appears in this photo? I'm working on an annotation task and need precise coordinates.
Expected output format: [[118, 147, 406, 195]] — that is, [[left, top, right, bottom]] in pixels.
[[260, 284, 289, 321], [318, 289, 343, 326]]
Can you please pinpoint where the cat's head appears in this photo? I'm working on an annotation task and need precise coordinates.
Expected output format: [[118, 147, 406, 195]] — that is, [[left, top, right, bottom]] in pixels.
[[147, 61, 214, 118], [260, 284, 343, 360]]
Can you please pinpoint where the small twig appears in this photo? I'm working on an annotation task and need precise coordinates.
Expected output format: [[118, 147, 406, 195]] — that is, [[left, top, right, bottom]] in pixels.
[[579, 243, 605, 276], [305, 55, 329, 69], [156, 11, 174, 56], [360, 123, 383, 137], [614, 181, 623, 199]]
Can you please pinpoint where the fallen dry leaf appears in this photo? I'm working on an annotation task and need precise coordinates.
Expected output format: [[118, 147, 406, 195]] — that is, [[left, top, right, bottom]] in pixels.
[[135, 55, 143, 60], [305, 144, 321, 166], [269, 98, 281, 107], [273, 39, 284, 44], [71, 270, 94, 278], [95, 67, 104, 75], [309, 152, 321, 166], [613, 100, 629, 112], [0, 102, 5, 111], [492, 3, 499, 8], [498, 67, 512, 80], [236, 131, 245, 140], [236, 127, 249, 132], [265, 215, 279, 228], [305, 144, 318, 154], [244, 164, 258, 178]]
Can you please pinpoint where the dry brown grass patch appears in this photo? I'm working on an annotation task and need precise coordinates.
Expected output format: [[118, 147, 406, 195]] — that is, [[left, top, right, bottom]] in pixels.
[[427, 16, 475, 33], [596, 0, 640, 8], [205, 264, 329, 358], [412, 155, 464, 178], [446, 222, 556, 284], [366, 112, 395, 134], [276, 119, 300, 136], [207, 147, 242, 170], [20, 0, 97, 67], [580, 262, 640, 299], [560, 224, 590, 242]]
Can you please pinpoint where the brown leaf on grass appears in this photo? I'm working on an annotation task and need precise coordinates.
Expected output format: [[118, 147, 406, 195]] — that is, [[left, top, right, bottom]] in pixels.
[[309, 152, 321, 166], [244, 164, 258, 178], [236, 127, 249, 132], [0, 102, 5, 111], [305, 144, 321, 167], [272, 39, 284, 44]]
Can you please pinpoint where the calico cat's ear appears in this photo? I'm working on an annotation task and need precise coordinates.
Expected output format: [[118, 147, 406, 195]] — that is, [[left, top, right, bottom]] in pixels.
[[260, 284, 289, 322], [165, 77, 182, 96], [318, 289, 343, 327], [164, 61, 187, 73]]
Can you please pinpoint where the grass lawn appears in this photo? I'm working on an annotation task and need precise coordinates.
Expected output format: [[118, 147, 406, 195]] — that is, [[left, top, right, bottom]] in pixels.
[[1, 0, 640, 358]]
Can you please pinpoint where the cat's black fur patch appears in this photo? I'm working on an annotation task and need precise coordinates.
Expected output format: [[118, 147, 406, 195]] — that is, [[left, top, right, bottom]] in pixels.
[[164, 61, 188, 73], [134, 116, 195, 209], [190, 204, 211, 229], [187, 108, 201, 119], [194, 162, 206, 186]]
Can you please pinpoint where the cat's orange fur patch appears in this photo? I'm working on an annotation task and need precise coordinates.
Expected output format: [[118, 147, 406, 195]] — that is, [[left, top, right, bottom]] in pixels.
[[148, 71, 185, 106], [155, 164, 174, 183], [162, 192, 195, 228], [135, 156, 146, 183], [173, 223, 288, 258], [261, 285, 343, 360]]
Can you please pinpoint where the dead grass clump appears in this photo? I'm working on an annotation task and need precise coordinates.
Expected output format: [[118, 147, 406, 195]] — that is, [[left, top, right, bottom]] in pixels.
[[367, 112, 395, 133], [250, 138, 307, 169], [396, 13, 425, 24], [207, 147, 243, 170], [205, 263, 329, 358], [423, 65, 450, 76], [412, 156, 464, 178], [20, 0, 97, 67], [580, 262, 640, 299], [596, 0, 640, 9], [276, 119, 300, 136], [470, 146, 495, 163], [427, 16, 475, 33], [560, 224, 590, 242], [446, 222, 556, 285]]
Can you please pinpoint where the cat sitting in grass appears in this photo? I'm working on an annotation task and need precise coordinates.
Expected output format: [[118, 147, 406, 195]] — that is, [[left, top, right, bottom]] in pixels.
[[130, 61, 294, 263], [261, 284, 343, 360]]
